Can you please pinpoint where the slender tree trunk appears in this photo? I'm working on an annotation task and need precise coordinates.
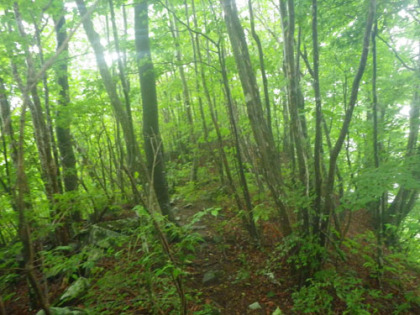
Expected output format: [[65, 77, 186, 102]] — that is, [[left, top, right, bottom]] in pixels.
[[14, 3, 68, 244], [248, 0, 273, 138], [16, 103, 51, 315], [189, 0, 209, 141], [371, 20, 384, 280], [1, 74, 51, 314], [166, 1, 198, 181], [384, 42, 420, 239], [167, 3, 194, 126], [196, 23, 240, 203], [122, 5, 129, 71], [33, 19, 63, 195], [76, 0, 141, 177], [53, 0, 81, 221], [219, 42, 258, 240], [279, 0, 310, 229], [311, 0, 323, 235], [321, 0, 376, 246], [0, 78, 16, 195], [108, 0, 134, 135], [221, 0, 291, 236], [135, 0, 174, 221]]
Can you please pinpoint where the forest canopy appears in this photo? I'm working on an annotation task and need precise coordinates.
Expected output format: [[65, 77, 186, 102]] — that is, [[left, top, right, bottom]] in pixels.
[[0, 0, 419, 314]]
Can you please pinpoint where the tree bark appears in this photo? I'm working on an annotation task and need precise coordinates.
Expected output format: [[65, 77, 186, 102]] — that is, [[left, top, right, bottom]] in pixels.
[[108, 0, 134, 136], [0, 78, 16, 194], [188, 0, 209, 141], [219, 42, 258, 240], [14, 2, 68, 244], [384, 41, 419, 236], [371, 20, 384, 278], [321, 0, 376, 246], [76, 0, 141, 177], [248, 0, 273, 138], [195, 14, 243, 210], [221, 0, 291, 236], [311, 0, 323, 235], [135, 0, 174, 221], [33, 18, 64, 195], [1, 71, 51, 315], [279, 0, 310, 215], [53, 0, 81, 221]]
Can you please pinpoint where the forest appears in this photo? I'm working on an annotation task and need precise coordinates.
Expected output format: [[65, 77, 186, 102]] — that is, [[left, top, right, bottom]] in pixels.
[[0, 0, 419, 314]]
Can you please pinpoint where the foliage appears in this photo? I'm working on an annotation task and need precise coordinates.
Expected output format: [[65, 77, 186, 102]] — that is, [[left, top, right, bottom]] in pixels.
[[0, 241, 21, 302], [0, 0, 419, 313], [82, 205, 200, 314], [292, 269, 374, 314], [273, 233, 327, 272], [399, 202, 420, 264]]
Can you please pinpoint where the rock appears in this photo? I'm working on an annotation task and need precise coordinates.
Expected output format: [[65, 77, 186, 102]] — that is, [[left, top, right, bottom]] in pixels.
[[202, 270, 221, 285], [272, 307, 283, 315], [86, 247, 103, 263], [96, 218, 139, 233], [249, 302, 262, 310], [88, 225, 122, 248], [36, 307, 88, 315], [263, 271, 281, 286], [60, 277, 90, 303]]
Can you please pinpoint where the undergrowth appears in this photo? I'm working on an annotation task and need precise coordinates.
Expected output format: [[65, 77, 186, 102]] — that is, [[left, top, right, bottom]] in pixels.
[[264, 230, 420, 314]]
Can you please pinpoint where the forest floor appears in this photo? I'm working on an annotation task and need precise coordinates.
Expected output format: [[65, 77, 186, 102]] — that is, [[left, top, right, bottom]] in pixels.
[[3, 188, 420, 314], [172, 199, 294, 314]]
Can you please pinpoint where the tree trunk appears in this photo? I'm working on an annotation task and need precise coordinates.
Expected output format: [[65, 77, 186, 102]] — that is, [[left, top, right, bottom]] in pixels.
[[248, 0, 273, 139], [0, 78, 16, 193], [221, 0, 291, 236], [384, 41, 420, 239], [188, 0, 209, 142], [371, 20, 384, 278], [108, 0, 134, 135], [53, 0, 81, 221], [196, 17, 242, 208], [76, 0, 141, 177], [166, 2, 198, 181], [321, 0, 376, 246], [219, 41, 258, 240], [279, 0, 310, 229], [311, 0, 323, 235], [33, 19, 64, 195], [1, 74, 51, 315], [135, 0, 174, 221], [14, 3, 68, 245]]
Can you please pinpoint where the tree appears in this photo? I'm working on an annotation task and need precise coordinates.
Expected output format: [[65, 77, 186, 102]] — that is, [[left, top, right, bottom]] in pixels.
[[320, 0, 376, 246], [0, 0, 419, 312], [53, 0, 81, 221], [135, 0, 174, 221], [221, 0, 291, 236], [14, 2, 69, 244], [76, 0, 141, 180]]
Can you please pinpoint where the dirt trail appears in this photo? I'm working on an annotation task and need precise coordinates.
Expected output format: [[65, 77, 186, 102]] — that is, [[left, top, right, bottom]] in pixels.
[[174, 200, 292, 314]]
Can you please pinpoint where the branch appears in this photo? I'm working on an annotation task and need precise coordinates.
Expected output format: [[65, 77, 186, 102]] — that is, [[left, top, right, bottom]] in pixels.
[[28, 0, 100, 92], [156, 0, 219, 48], [377, 34, 415, 71], [300, 46, 315, 79]]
